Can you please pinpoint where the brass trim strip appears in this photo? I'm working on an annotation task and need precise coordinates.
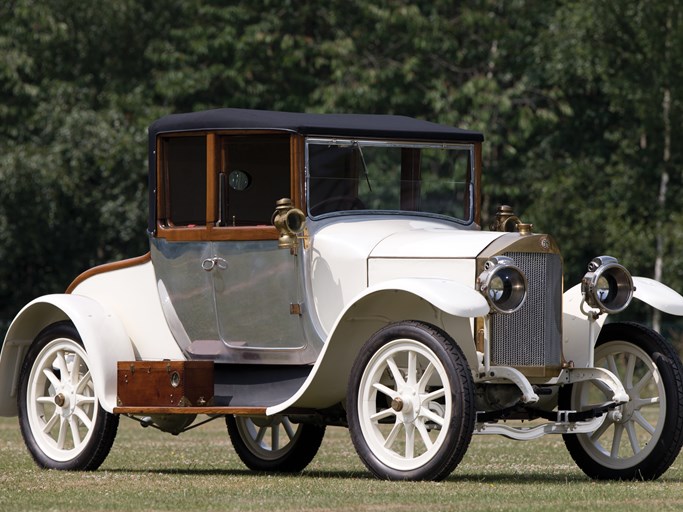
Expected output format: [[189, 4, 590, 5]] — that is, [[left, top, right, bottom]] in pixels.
[[66, 252, 152, 294]]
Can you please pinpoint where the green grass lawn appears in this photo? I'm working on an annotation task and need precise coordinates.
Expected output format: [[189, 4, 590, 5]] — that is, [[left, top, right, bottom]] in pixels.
[[1, 415, 682, 511]]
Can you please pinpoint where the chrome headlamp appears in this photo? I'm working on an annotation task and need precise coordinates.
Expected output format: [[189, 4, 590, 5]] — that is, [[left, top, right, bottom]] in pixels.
[[478, 256, 528, 314], [581, 256, 634, 314]]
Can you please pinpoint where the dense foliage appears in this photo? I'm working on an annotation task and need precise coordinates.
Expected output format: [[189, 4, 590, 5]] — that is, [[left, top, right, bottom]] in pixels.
[[1, 0, 681, 340]]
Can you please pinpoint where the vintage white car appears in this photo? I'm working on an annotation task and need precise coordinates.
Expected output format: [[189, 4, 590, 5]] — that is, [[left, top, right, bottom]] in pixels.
[[2, 108, 683, 481]]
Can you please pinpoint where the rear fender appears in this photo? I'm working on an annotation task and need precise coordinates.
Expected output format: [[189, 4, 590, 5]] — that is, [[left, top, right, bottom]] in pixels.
[[0, 295, 135, 416], [267, 278, 488, 415]]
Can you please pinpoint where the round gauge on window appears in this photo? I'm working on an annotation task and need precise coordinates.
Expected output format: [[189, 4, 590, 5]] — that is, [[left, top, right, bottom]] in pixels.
[[228, 170, 251, 191]]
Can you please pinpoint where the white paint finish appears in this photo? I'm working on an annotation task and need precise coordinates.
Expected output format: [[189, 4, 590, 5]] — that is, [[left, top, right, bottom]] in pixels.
[[310, 218, 493, 335], [361, 278, 489, 318], [368, 258, 475, 287], [267, 280, 483, 415], [632, 276, 683, 316], [369, 228, 504, 258], [72, 261, 184, 360], [563, 277, 683, 368], [0, 295, 135, 415], [562, 283, 606, 368]]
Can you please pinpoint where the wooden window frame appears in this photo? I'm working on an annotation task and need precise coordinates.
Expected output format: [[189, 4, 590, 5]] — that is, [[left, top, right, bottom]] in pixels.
[[156, 131, 303, 242]]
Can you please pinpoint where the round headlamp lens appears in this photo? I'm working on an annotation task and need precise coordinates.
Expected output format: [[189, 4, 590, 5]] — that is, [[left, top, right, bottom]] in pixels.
[[479, 257, 527, 314], [582, 256, 634, 314], [595, 274, 615, 303], [488, 275, 508, 302]]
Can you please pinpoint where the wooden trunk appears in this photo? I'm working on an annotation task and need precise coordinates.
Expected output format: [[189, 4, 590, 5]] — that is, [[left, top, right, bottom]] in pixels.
[[117, 360, 214, 407]]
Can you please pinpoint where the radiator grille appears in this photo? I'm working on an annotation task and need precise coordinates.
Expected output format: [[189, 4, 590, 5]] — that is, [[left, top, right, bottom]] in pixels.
[[490, 252, 562, 367]]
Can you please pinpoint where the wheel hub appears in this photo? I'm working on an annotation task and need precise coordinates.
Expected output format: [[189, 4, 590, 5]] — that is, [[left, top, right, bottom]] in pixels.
[[53, 381, 76, 416], [395, 387, 421, 423], [54, 393, 67, 408]]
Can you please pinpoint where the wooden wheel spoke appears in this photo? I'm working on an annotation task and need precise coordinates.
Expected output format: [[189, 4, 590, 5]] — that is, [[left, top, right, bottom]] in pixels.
[[404, 423, 415, 459], [610, 423, 624, 458], [590, 416, 613, 442], [422, 387, 445, 403], [42, 410, 59, 434], [56, 417, 68, 449], [407, 351, 417, 386], [625, 421, 641, 455], [415, 419, 434, 450], [417, 363, 436, 392], [69, 353, 82, 386], [282, 417, 296, 440], [371, 408, 396, 422], [73, 406, 93, 431], [68, 416, 82, 447], [383, 420, 402, 451], [373, 382, 398, 400], [386, 357, 406, 387], [632, 369, 654, 396], [634, 396, 660, 409], [254, 426, 267, 444], [419, 406, 444, 427], [632, 411, 656, 436], [42, 368, 61, 391], [606, 354, 621, 382], [271, 425, 280, 450], [624, 354, 636, 389]]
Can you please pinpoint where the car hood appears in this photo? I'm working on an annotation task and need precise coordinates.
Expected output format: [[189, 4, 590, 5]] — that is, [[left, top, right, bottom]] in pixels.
[[369, 226, 505, 259]]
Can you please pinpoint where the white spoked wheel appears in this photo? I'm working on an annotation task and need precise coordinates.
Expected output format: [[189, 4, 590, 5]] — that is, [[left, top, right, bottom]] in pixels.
[[226, 415, 325, 472], [347, 321, 474, 481], [18, 322, 118, 470], [562, 322, 683, 480]]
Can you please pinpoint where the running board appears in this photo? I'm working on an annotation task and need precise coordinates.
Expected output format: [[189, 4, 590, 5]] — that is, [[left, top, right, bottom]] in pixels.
[[114, 405, 319, 416], [114, 406, 267, 415]]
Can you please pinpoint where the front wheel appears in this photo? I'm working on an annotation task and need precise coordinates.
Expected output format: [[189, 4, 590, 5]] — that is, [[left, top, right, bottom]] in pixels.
[[18, 322, 118, 470], [561, 322, 683, 480], [347, 321, 475, 481], [226, 415, 325, 472]]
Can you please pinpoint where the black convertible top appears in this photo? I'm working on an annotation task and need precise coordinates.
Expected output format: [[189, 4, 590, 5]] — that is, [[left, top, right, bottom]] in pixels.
[[147, 108, 483, 233], [149, 107, 484, 142]]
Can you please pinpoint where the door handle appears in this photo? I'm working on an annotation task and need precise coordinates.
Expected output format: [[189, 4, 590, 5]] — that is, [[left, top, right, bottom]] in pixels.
[[201, 257, 228, 271]]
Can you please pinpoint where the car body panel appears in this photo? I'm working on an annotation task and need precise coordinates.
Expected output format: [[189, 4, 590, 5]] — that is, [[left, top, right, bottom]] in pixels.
[[0, 294, 135, 415]]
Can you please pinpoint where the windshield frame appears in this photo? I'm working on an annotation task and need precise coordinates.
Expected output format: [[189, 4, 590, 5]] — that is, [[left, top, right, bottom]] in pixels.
[[304, 137, 476, 225]]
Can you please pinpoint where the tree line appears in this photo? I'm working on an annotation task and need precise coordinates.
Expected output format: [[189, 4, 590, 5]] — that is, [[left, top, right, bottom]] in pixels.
[[1, 0, 681, 341]]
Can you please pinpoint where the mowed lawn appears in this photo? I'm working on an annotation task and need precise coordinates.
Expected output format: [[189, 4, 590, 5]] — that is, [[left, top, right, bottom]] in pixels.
[[1, 415, 682, 511]]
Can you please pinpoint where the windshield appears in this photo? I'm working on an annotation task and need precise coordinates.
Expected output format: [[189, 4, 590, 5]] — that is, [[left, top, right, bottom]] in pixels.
[[306, 138, 474, 223]]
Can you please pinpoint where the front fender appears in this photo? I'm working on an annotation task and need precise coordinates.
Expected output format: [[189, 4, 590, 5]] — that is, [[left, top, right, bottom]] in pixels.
[[563, 277, 683, 367], [267, 278, 487, 415], [0, 295, 135, 416], [632, 277, 683, 315]]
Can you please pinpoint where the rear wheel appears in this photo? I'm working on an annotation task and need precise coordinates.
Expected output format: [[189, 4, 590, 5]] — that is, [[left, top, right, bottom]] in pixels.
[[561, 322, 683, 480], [226, 415, 325, 472], [18, 322, 118, 470], [347, 321, 475, 481]]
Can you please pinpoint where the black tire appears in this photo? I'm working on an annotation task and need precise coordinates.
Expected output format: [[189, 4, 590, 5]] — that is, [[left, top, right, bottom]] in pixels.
[[561, 322, 683, 480], [17, 321, 118, 470], [226, 415, 325, 472], [346, 321, 475, 481]]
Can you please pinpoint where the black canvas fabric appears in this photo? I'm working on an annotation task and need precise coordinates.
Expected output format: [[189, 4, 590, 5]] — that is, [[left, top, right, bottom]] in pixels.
[[149, 108, 483, 142]]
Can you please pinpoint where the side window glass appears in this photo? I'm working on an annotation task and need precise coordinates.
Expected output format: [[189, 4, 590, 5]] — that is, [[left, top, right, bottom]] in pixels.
[[308, 144, 360, 215], [219, 136, 290, 226], [162, 136, 207, 226]]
